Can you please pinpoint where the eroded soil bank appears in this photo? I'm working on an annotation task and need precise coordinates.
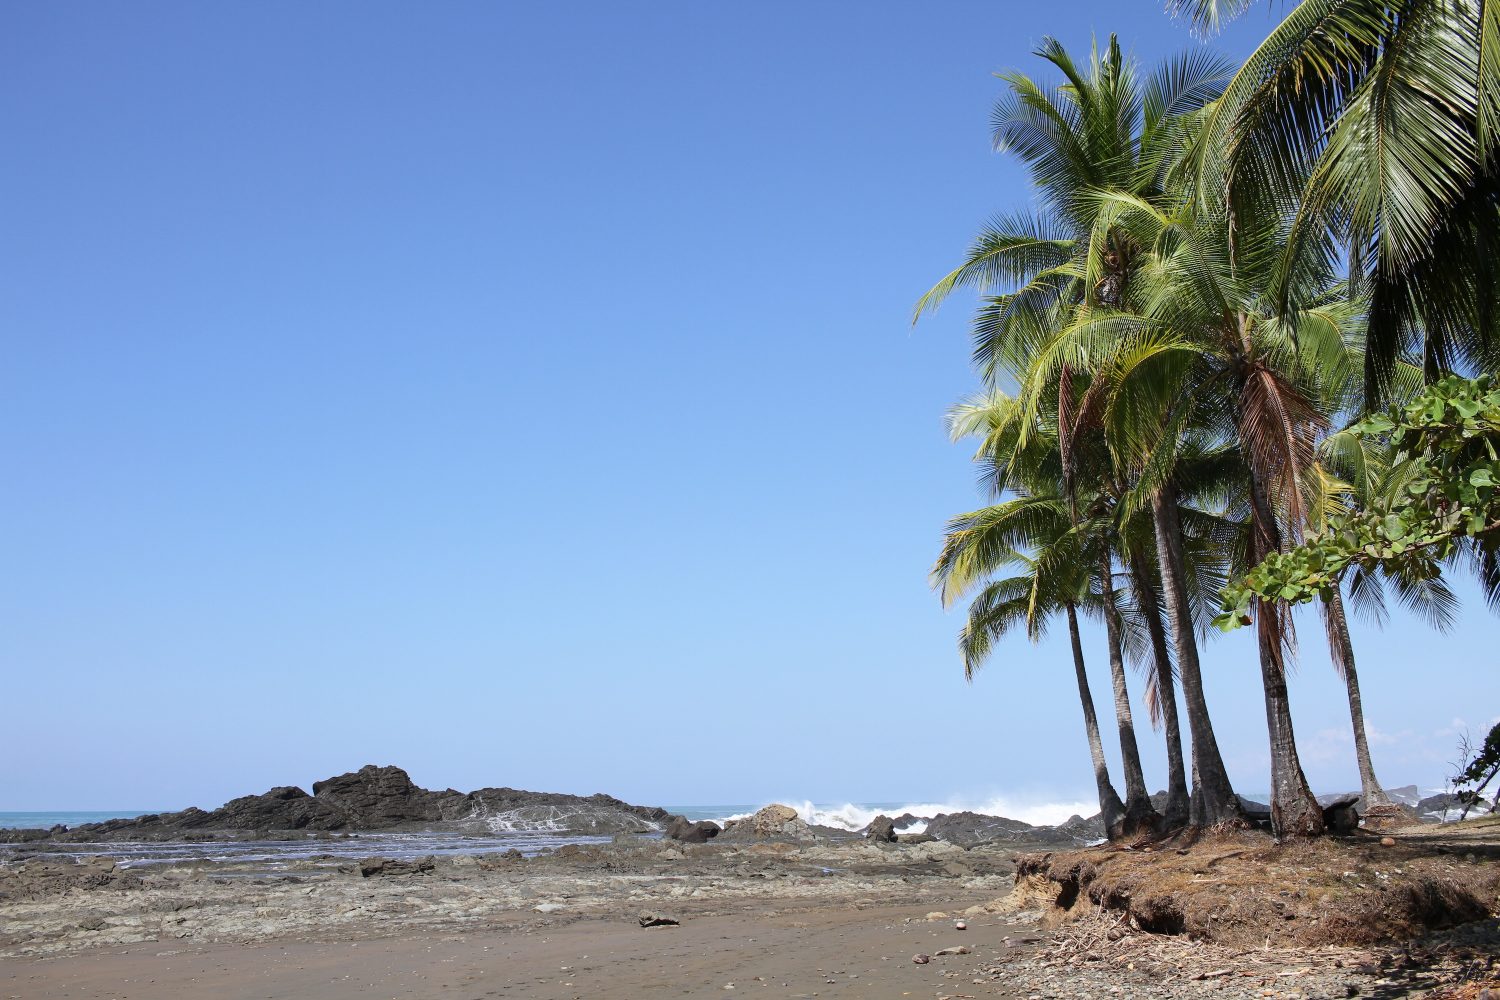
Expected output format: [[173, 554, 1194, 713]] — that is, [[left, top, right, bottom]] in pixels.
[[1013, 818, 1500, 948]]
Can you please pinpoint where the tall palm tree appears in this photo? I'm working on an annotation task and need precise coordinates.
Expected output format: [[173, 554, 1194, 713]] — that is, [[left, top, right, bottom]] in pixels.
[[917, 36, 1237, 833], [1052, 193, 1370, 837], [1316, 423, 1461, 809], [1122, 516, 1191, 828], [935, 498, 1128, 835], [934, 394, 1128, 833], [1175, 0, 1500, 402]]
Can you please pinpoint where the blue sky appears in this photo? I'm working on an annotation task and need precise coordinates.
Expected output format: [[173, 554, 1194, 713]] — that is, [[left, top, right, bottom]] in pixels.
[[3, 1, 1495, 814]]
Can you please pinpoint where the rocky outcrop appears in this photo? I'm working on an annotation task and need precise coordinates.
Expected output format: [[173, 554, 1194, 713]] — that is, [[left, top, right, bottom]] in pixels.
[[356, 855, 437, 878], [1416, 790, 1484, 819], [924, 811, 1037, 848], [720, 804, 815, 841], [313, 767, 461, 825], [864, 815, 897, 842], [464, 787, 669, 834], [1052, 813, 1106, 842], [1319, 793, 1362, 834], [921, 810, 1104, 848], [666, 818, 721, 843], [0, 856, 139, 903], [12, 766, 671, 843]]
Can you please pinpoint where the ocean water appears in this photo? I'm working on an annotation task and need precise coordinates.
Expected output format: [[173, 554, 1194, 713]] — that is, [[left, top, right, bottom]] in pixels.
[[0, 811, 155, 830]]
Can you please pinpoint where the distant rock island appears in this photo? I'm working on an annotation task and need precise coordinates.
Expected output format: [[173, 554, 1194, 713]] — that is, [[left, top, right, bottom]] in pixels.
[[1, 765, 673, 842]]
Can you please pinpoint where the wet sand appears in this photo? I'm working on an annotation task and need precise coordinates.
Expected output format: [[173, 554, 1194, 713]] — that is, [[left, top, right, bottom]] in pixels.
[[2, 901, 1031, 1000]]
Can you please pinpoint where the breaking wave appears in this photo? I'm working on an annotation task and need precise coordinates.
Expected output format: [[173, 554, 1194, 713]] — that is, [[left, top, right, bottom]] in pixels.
[[704, 795, 1099, 832]]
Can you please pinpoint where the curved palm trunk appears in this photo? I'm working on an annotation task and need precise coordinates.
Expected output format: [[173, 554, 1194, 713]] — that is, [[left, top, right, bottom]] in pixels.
[[1149, 486, 1246, 828], [1247, 475, 1325, 839], [1067, 601, 1125, 832], [1322, 586, 1389, 808], [1098, 545, 1161, 838], [1129, 550, 1190, 829]]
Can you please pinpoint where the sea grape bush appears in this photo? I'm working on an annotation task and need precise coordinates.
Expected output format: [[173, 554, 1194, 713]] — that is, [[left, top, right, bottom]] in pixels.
[[1214, 376, 1500, 631]]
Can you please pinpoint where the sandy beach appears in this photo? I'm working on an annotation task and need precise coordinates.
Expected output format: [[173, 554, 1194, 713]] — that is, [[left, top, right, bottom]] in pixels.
[[5, 822, 1498, 999], [2, 901, 1039, 1000]]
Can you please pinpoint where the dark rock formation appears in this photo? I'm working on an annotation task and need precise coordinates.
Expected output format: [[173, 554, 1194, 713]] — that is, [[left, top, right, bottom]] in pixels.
[[313, 767, 460, 825], [9, 765, 672, 843], [864, 815, 897, 843], [213, 785, 349, 830], [1319, 793, 1362, 834], [463, 786, 670, 834], [665, 818, 721, 843], [357, 855, 436, 878], [924, 811, 1040, 848], [921, 810, 1105, 848], [1053, 813, 1107, 842], [1237, 796, 1273, 828]]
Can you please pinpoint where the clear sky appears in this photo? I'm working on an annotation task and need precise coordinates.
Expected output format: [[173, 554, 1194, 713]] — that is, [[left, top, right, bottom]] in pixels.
[[3, 1, 1495, 814]]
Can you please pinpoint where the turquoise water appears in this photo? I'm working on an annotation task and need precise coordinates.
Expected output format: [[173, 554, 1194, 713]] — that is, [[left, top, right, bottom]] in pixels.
[[0, 811, 153, 830]]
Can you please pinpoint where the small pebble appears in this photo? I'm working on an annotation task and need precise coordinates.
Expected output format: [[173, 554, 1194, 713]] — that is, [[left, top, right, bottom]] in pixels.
[[912, 953, 931, 964]]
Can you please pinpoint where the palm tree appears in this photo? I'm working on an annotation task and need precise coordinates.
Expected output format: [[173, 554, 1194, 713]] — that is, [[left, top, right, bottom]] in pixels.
[[1051, 192, 1371, 837], [1175, 0, 1500, 402], [917, 36, 1236, 833], [934, 394, 1128, 833], [1316, 423, 1461, 810], [935, 500, 1129, 835], [1121, 515, 1191, 828]]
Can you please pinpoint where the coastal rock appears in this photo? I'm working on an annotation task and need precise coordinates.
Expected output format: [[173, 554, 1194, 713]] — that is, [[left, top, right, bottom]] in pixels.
[[21, 765, 673, 843], [719, 804, 814, 841], [1053, 813, 1107, 842], [463, 788, 670, 834], [0, 828, 54, 844], [211, 786, 348, 831], [0, 856, 139, 903], [356, 855, 436, 878], [666, 818, 721, 843], [864, 815, 897, 843], [920, 810, 1104, 848], [1319, 793, 1362, 835], [1237, 796, 1273, 827], [924, 811, 1040, 848], [314, 766, 460, 825], [1416, 790, 1495, 820]]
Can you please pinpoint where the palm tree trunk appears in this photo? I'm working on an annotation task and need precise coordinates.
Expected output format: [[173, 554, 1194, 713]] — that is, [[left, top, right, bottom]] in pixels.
[[1322, 586, 1389, 808], [1098, 544, 1160, 838], [1130, 550, 1190, 829], [1149, 486, 1245, 828], [1067, 601, 1125, 833], [1246, 474, 1325, 839]]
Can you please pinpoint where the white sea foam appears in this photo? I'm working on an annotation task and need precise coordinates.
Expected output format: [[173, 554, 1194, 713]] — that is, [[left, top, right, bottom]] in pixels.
[[711, 795, 1099, 832]]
